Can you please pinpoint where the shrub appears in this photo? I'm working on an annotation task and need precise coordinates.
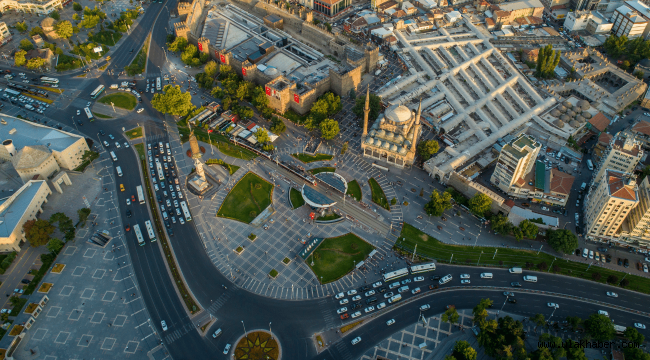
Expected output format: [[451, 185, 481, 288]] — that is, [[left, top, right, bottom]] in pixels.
[[592, 272, 601, 280], [620, 278, 629, 287], [607, 275, 618, 284]]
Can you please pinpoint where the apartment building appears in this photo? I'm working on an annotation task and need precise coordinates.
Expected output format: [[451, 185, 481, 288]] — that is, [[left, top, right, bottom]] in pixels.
[[585, 170, 638, 240], [490, 134, 541, 193], [0, 22, 10, 45], [612, 4, 649, 39], [621, 177, 650, 246], [0, 0, 62, 15], [593, 134, 643, 186]]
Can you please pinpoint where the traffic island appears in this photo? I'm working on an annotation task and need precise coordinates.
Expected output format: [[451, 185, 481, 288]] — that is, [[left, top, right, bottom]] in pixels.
[[368, 178, 389, 210], [98, 92, 138, 110], [304, 233, 375, 284], [38, 283, 53, 293], [233, 330, 280, 360], [291, 153, 333, 163], [217, 172, 274, 224], [346, 180, 362, 201]]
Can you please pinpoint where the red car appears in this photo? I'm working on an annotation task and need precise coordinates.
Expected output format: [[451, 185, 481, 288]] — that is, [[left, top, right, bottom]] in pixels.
[[340, 313, 349, 320], [131, 195, 136, 202], [125, 224, 131, 232]]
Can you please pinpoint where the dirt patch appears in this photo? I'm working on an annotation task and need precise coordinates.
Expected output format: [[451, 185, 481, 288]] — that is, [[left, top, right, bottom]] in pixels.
[[419, 234, 429, 242]]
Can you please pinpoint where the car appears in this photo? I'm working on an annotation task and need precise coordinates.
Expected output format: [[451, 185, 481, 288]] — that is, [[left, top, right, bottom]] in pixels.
[[335, 292, 345, 299], [589, 250, 594, 259], [372, 281, 382, 288], [461, 279, 470, 284], [595, 252, 600, 261], [420, 304, 430, 311], [365, 290, 376, 297], [460, 274, 470, 279], [541, 206, 549, 211], [503, 292, 514, 296], [126, 198, 131, 206], [347, 289, 358, 296], [364, 306, 375, 313], [598, 310, 609, 317], [21, 279, 30, 284], [131, 195, 136, 202], [547, 303, 559, 308], [337, 307, 347, 314], [411, 287, 421, 294], [352, 295, 361, 301], [161, 321, 168, 331], [166, 199, 172, 207], [351, 311, 362, 318], [154, 184, 159, 192], [351, 337, 361, 345], [645, 257, 650, 263], [386, 319, 395, 326], [339, 299, 349, 305], [351, 303, 361, 310], [414, 276, 425, 282], [103, 141, 110, 147], [120, 184, 125, 192], [430, 275, 441, 281], [76, 110, 80, 115], [378, 286, 387, 293], [340, 313, 349, 319], [618, 258, 623, 266], [508, 298, 517, 304], [124, 142, 129, 148], [223, 344, 231, 354], [635, 323, 646, 329], [606, 292, 618, 297], [598, 247, 608, 252], [179, 217, 185, 225], [624, 258, 630, 268], [137, 108, 144, 113], [401, 278, 411, 285], [511, 282, 522, 287]]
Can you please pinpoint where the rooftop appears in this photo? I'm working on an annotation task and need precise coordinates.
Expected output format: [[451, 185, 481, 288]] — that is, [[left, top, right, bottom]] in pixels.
[[0, 114, 84, 153], [632, 120, 650, 136], [549, 168, 575, 194], [588, 112, 610, 132], [0, 180, 47, 238], [499, 0, 544, 12], [301, 185, 337, 208], [606, 170, 638, 201]]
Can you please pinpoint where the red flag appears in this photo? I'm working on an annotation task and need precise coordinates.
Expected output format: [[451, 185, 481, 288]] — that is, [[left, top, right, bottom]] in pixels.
[[220, 54, 226, 63], [294, 94, 299, 103], [309, 212, 315, 220], [242, 68, 247, 76], [208, 129, 213, 133], [265, 86, 271, 95], [198, 43, 203, 52]]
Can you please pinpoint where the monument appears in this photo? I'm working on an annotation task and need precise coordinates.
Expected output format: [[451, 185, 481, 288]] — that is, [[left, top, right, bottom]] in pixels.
[[187, 122, 212, 195]]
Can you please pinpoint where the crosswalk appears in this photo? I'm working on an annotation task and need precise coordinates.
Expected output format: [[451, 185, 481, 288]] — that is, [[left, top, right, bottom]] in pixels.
[[320, 299, 337, 329], [207, 290, 233, 315], [163, 322, 193, 344], [333, 340, 354, 360]]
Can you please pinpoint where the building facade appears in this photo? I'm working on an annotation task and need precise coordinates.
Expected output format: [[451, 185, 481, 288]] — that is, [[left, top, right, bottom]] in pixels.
[[312, 0, 351, 17], [0, 180, 52, 252], [490, 134, 541, 193], [621, 177, 650, 246], [0, 0, 62, 14], [0, 22, 11, 45], [564, 11, 592, 31], [593, 134, 643, 186], [612, 5, 649, 39], [584, 170, 638, 240]]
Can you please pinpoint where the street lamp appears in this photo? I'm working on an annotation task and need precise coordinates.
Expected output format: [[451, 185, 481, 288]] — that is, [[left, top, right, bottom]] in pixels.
[[473, 229, 481, 248], [241, 321, 247, 338], [548, 257, 556, 273], [269, 322, 272, 337]]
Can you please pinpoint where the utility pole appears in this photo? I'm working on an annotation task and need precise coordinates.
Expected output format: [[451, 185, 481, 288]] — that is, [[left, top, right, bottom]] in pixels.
[[477, 251, 483, 266], [548, 257, 556, 272], [492, 248, 498, 259], [411, 244, 417, 262]]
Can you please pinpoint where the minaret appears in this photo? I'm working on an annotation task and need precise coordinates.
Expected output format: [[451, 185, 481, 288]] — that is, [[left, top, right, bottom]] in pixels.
[[411, 99, 421, 153], [362, 85, 370, 137], [188, 121, 205, 180]]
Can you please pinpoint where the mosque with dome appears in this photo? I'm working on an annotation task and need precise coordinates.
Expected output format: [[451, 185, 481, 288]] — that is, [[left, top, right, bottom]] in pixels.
[[360, 87, 422, 168]]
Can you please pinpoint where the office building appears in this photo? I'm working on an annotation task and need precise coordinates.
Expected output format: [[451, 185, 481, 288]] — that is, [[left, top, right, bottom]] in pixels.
[[584, 170, 638, 240], [490, 134, 542, 193], [612, 5, 649, 39], [593, 134, 643, 186], [621, 177, 650, 246]]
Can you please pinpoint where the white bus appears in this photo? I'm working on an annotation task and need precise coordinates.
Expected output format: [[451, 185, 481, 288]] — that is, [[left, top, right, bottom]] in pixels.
[[90, 84, 105, 99], [156, 162, 164, 181], [383, 268, 409, 282], [410, 262, 436, 274], [156, 77, 161, 91], [110, 151, 117, 162], [180, 201, 192, 222], [136, 185, 145, 204], [133, 224, 146, 246], [40, 77, 59, 84], [144, 220, 156, 242], [4, 88, 20, 97], [84, 107, 94, 121]]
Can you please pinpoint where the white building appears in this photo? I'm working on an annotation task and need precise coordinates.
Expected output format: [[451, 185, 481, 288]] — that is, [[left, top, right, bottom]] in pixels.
[[593, 134, 643, 186], [612, 4, 649, 39], [0, 180, 52, 252], [584, 170, 638, 240], [0, 22, 11, 45], [0, 0, 63, 15], [564, 11, 592, 31]]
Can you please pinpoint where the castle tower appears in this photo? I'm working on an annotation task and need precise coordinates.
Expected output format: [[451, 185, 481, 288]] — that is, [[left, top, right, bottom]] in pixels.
[[411, 99, 421, 153], [363, 85, 370, 137], [197, 37, 210, 54]]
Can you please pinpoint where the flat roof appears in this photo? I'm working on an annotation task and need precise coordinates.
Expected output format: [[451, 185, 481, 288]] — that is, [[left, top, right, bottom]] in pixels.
[[0, 180, 46, 237], [301, 185, 337, 208], [314, 172, 348, 194], [499, 0, 544, 12], [0, 113, 83, 153], [535, 160, 545, 190]]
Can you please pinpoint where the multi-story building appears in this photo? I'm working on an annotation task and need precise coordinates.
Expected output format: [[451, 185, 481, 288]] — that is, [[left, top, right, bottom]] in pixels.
[[621, 177, 650, 246], [312, 0, 351, 17], [584, 170, 638, 240], [612, 5, 649, 39], [0, 180, 52, 252], [564, 10, 612, 32], [0, 0, 62, 15], [564, 11, 592, 31], [631, 120, 650, 149], [492, 0, 545, 25], [570, 0, 600, 11], [490, 134, 541, 193], [0, 22, 11, 45], [593, 134, 643, 186]]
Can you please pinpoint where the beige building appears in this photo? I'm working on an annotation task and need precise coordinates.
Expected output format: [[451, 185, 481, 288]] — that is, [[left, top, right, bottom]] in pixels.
[[0, 22, 11, 45], [490, 134, 542, 193], [621, 177, 650, 246], [593, 134, 643, 186], [584, 170, 638, 240], [612, 5, 649, 39], [9, 144, 60, 183], [0, 0, 62, 15], [0, 180, 52, 252], [631, 120, 650, 149]]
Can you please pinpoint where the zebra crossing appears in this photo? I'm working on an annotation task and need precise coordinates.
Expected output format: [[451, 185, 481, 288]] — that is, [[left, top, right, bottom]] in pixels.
[[207, 290, 234, 315], [333, 340, 354, 360], [320, 299, 337, 329], [164, 322, 194, 344]]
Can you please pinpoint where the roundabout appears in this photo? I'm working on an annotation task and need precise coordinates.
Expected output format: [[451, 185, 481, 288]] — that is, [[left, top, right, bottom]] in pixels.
[[233, 330, 281, 360]]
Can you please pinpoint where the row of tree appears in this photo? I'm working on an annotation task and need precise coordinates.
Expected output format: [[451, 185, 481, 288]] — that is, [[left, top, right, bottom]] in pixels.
[[603, 35, 650, 66]]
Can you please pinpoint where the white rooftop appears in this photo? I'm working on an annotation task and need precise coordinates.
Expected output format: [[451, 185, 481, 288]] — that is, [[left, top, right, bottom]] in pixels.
[[499, 0, 544, 11], [0, 180, 46, 237], [0, 113, 84, 153]]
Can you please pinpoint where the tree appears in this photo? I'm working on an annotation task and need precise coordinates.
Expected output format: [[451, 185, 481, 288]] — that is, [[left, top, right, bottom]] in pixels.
[[251, 86, 269, 111], [621, 60, 631, 70], [194, 72, 213, 89], [47, 238, 64, 254], [181, 44, 198, 65], [341, 142, 348, 155], [320, 118, 340, 140], [270, 117, 286, 134], [539, 333, 565, 360], [623, 347, 650, 360], [452, 340, 477, 360], [512, 227, 524, 241], [625, 36, 650, 65], [255, 128, 269, 144], [237, 106, 254, 120], [55, 21, 74, 39], [547, 229, 578, 254], [442, 306, 460, 327], [584, 313, 615, 341], [29, 26, 44, 37], [424, 189, 453, 216], [607, 274, 618, 284], [151, 85, 194, 116], [603, 34, 628, 58], [519, 219, 539, 239], [624, 327, 645, 344], [349, 88, 356, 100], [204, 60, 218, 77], [22, 219, 55, 247], [15, 21, 28, 32], [211, 87, 224, 99], [352, 93, 381, 123], [73, 2, 82, 10], [634, 70, 645, 79], [566, 316, 582, 329], [26, 57, 47, 70], [50, 10, 60, 20], [532, 313, 545, 330], [168, 36, 188, 52], [535, 44, 561, 79], [19, 39, 34, 51], [472, 298, 493, 325], [565, 340, 588, 360], [468, 193, 492, 216], [236, 81, 252, 101], [490, 213, 513, 235], [14, 50, 27, 67], [418, 140, 440, 160]]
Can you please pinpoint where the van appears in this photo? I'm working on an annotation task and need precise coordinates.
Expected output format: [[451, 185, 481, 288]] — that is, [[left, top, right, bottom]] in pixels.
[[116, 166, 123, 177], [162, 211, 168, 220], [388, 294, 402, 304], [523, 275, 537, 282], [509, 267, 522, 274], [587, 159, 594, 171], [212, 328, 222, 338], [389, 282, 400, 290], [581, 182, 587, 191], [439, 274, 453, 285], [480, 273, 493, 279], [110, 84, 118, 89], [110, 151, 118, 162], [398, 286, 409, 294]]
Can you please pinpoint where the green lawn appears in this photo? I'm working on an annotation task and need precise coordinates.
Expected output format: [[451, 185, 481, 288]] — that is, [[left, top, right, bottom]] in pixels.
[[9, 298, 27, 317], [98, 93, 137, 110], [290, 188, 305, 209], [291, 153, 333, 163], [346, 180, 362, 201], [317, 213, 341, 221], [397, 223, 650, 294], [206, 159, 239, 175], [308, 233, 375, 284], [93, 112, 112, 119], [125, 33, 149, 76], [309, 167, 335, 175], [125, 126, 143, 139], [88, 30, 122, 46], [368, 178, 389, 210], [177, 124, 257, 160], [217, 172, 274, 223], [134, 143, 145, 160]]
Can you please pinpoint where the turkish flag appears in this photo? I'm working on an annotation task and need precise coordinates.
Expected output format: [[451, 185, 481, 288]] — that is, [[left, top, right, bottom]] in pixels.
[[220, 54, 226, 63], [242, 68, 247, 76], [294, 94, 299, 103], [208, 129, 213, 133], [198, 43, 203, 52], [309, 212, 315, 220], [265, 86, 271, 95]]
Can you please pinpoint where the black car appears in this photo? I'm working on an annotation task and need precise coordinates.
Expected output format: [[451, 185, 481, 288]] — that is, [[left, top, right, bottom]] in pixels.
[[168, 227, 174, 236], [511, 282, 522, 287], [351, 302, 361, 310], [359, 285, 370, 292], [624, 258, 629, 268], [76, 120, 83, 126], [99, 130, 105, 136], [598, 247, 608, 252], [365, 297, 377, 304], [378, 286, 387, 293], [575, 249, 581, 256], [618, 258, 623, 266], [508, 298, 517, 304], [430, 275, 441, 281], [126, 210, 132, 218], [21, 279, 30, 284], [157, 194, 163, 203], [575, 226, 581, 233], [165, 221, 171, 229]]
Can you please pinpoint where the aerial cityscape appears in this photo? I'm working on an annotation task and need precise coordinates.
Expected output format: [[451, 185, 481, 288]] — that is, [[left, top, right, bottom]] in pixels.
[[0, 0, 649, 357]]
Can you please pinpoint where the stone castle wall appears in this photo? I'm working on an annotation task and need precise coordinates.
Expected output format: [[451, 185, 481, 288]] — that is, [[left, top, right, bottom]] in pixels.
[[302, 22, 335, 49]]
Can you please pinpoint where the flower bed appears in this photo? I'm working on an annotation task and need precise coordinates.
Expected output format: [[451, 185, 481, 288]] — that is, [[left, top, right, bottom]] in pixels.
[[51, 264, 65, 274], [248, 233, 257, 241], [24, 303, 38, 314], [282, 257, 291, 265], [234, 331, 279, 360], [269, 269, 278, 279], [8, 325, 23, 337], [235, 246, 244, 255], [38, 283, 53, 293]]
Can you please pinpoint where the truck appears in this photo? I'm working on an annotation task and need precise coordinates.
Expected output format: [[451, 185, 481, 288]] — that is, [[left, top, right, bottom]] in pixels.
[[110, 84, 118, 89]]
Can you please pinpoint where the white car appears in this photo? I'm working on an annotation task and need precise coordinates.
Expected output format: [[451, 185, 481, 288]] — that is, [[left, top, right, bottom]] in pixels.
[[124, 142, 129, 148], [154, 184, 159, 191], [76, 110, 80, 115], [126, 198, 131, 206], [352, 295, 361, 301], [365, 290, 375, 297], [377, 302, 386, 310], [137, 108, 144, 113], [384, 292, 394, 299], [347, 290, 357, 296], [542, 206, 549, 211], [414, 276, 425, 282], [161, 320, 168, 331], [223, 344, 231, 354], [372, 281, 382, 288], [461, 279, 470, 284], [420, 304, 430, 311], [339, 299, 349, 305], [547, 303, 559, 308], [645, 257, 650, 263], [87, 102, 91, 107], [179, 218, 185, 225], [635, 323, 646, 329], [351, 337, 361, 345], [589, 251, 594, 259], [460, 274, 470, 279], [598, 310, 609, 317], [115, 142, 121, 148], [364, 306, 375, 313], [386, 319, 395, 326], [335, 292, 345, 300], [351, 311, 361, 318], [411, 287, 421, 294], [337, 307, 347, 314]]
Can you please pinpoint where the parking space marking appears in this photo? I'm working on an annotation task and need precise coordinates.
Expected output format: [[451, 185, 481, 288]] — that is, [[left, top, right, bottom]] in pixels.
[[59, 285, 74, 296], [54, 331, 71, 344], [32, 328, 48, 341], [83, 248, 97, 258], [68, 309, 83, 321], [125, 340, 139, 354], [78, 334, 93, 347], [101, 337, 117, 351], [72, 266, 87, 277], [113, 314, 128, 327], [90, 312, 105, 324], [46, 306, 61, 318], [92, 269, 106, 279], [80, 288, 95, 300], [102, 291, 117, 302], [62, 246, 77, 256]]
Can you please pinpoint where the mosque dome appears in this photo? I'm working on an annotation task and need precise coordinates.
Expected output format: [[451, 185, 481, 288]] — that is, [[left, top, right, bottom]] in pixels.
[[376, 129, 386, 138], [385, 132, 395, 141], [383, 141, 391, 149], [569, 120, 580, 128], [577, 100, 590, 111], [369, 129, 377, 137], [550, 109, 561, 117], [395, 134, 405, 143], [558, 105, 567, 113], [399, 147, 408, 155], [582, 112, 592, 119], [576, 115, 585, 123], [374, 138, 382, 146], [560, 114, 570, 122], [554, 119, 565, 128], [567, 110, 576, 117], [390, 144, 398, 152], [563, 100, 572, 108], [384, 104, 412, 123], [264, 67, 278, 76], [365, 137, 374, 144]]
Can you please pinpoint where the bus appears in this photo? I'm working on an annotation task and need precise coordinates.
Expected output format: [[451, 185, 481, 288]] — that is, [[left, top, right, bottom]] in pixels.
[[156, 77, 161, 91], [133, 224, 146, 246], [180, 201, 192, 222], [383, 268, 409, 282], [144, 220, 156, 242], [136, 185, 145, 204], [410, 262, 436, 274], [84, 107, 94, 121], [156, 162, 164, 181], [40, 77, 59, 84], [4, 88, 20, 97], [90, 84, 105, 99]]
